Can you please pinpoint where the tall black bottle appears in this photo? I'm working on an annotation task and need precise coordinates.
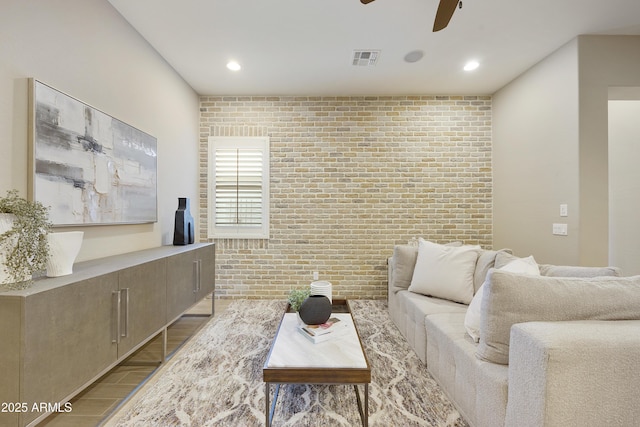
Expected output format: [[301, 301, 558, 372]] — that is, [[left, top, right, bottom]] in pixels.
[[173, 197, 194, 245]]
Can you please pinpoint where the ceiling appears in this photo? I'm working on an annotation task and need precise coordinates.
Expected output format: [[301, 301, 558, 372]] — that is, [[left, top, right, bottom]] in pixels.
[[108, 0, 640, 96]]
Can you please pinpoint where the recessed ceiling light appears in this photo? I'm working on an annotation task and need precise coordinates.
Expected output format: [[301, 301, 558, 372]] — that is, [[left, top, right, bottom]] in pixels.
[[226, 61, 241, 71], [464, 60, 479, 71], [404, 50, 424, 63]]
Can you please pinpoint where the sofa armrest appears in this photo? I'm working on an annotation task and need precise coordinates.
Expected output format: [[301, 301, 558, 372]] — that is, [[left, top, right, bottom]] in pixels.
[[506, 320, 640, 427]]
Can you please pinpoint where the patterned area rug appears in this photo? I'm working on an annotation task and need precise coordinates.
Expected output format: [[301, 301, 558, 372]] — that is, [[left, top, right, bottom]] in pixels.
[[105, 300, 468, 427]]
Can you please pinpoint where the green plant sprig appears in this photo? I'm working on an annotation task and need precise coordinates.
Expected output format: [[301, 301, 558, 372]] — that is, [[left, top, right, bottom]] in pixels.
[[0, 190, 52, 290], [287, 288, 311, 312]]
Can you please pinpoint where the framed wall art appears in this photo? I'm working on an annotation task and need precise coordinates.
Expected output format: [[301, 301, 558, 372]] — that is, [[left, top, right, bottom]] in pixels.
[[28, 79, 157, 226]]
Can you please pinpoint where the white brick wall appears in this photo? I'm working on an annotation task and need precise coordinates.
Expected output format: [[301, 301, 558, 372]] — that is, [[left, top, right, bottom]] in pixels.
[[199, 95, 492, 300]]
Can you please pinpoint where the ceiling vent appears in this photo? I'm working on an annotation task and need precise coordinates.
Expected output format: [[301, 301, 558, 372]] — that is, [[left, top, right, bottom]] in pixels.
[[352, 50, 380, 67]]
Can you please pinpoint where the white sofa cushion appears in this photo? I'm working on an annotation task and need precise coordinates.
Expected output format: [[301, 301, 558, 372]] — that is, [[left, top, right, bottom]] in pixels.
[[397, 290, 467, 364], [426, 312, 509, 427], [476, 270, 640, 365], [538, 263, 621, 277], [464, 256, 540, 342], [409, 239, 480, 304], [496, 252, 622, 278]]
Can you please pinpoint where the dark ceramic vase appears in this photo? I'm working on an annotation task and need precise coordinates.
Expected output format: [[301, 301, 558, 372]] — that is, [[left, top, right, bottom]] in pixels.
[[298, 295, 332, 325], [173, 197, 195, 245]]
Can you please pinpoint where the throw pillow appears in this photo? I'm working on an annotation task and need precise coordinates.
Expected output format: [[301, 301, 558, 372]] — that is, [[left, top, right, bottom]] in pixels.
[[408, 239, 480, 304], [473, 248, 512, 294], [476, 270, 640, 365], [464, 256, 539, 342], [390, 245, 419, 291], [498, 255, 540, 276], [390, 241, 463, 291], [494, 251, 524, 269]]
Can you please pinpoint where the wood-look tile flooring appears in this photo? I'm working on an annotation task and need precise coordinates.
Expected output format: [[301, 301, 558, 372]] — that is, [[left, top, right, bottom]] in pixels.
[[38, 296, 232, 427]]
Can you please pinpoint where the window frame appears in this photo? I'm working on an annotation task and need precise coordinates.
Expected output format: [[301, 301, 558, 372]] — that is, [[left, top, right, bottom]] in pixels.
[[207, 136, 270, 239]]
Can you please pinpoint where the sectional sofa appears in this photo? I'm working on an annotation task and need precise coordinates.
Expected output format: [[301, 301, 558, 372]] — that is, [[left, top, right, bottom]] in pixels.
[[387, 239, 640, 427]]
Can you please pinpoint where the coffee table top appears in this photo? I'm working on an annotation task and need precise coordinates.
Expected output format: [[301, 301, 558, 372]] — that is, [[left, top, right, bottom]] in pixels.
[[263, 300, 370, 384]]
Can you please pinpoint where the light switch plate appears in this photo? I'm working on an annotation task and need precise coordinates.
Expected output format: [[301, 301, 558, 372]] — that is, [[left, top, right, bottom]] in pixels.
[[553, 223, 568, 236], [560, 204, 568, 217]]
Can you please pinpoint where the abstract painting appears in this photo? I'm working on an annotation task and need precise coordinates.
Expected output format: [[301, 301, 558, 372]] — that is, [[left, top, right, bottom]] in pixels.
[[29, 80, 157, 226]]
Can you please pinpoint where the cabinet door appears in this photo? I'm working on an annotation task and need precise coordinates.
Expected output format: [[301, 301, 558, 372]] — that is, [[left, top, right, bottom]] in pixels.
[[21, 272, 119, 426], [195, 245, 216, 301], [117, 259, 167, 357], [0, 298, 21, 427], [166, 251, 198, 321]]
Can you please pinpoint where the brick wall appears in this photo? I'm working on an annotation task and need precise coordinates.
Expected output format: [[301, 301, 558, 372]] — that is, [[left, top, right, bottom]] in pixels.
[[199, 95, 492, 300]]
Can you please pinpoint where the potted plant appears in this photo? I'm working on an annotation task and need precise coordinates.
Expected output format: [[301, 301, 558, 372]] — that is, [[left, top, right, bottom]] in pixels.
[[0, 190, 51, 289], [287, 288, 311, 312]]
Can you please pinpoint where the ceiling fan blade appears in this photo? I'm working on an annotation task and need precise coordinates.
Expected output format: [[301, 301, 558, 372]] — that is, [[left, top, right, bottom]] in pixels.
[[433, 0, 459, 32], [361, 0, 375, 4]]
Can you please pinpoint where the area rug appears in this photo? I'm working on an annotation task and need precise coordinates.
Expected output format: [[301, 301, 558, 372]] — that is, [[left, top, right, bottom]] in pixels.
[[105, 300, 468, 427]]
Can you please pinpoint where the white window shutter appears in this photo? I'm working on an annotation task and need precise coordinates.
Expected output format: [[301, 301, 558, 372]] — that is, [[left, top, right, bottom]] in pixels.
[[208, 137, 269, 238]]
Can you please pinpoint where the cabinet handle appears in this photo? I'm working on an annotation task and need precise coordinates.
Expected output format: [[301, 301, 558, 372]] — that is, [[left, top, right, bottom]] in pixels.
[[193, 260, 199, 293], [112, 290, 121, 344], [197, 259, 202, 292], [121, 288, 129, 338]]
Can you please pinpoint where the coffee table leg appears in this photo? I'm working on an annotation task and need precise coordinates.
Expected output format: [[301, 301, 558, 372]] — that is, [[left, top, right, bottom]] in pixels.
[[266, 383, 280, 427], [265, 382, 270, 427], [364, 383, 369, 427], [354, 384, 369, 427]]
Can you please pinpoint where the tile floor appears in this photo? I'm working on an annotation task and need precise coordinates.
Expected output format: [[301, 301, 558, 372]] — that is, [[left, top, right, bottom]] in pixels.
[[38, 296, 232, 427]]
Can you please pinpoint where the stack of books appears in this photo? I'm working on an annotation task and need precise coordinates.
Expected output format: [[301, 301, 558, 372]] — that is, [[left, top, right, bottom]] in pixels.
[[298, 317, 348, 343]]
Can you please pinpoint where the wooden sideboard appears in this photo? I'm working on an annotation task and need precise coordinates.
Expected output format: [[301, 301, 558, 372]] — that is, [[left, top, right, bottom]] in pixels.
[[0, 243, 215, 427]]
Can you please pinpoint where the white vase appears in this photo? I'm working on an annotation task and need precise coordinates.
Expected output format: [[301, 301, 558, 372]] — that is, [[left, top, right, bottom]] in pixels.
[[0, 213, 32, 285], [46, 231, 84, 277]]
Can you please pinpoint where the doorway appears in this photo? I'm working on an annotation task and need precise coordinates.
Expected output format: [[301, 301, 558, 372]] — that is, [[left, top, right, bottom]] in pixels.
[[608, 87, 640, 275]]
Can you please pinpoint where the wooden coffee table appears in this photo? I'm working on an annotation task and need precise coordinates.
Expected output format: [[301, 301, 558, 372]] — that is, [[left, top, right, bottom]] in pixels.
[[263, 299, 371, 426]]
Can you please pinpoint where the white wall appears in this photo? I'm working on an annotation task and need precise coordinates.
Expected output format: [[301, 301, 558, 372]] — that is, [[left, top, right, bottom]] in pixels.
[[608, 99, 640, 275], [494, 35, 640, 266], [493, 39, 580, 264], [577, 35, 640, 266], [0, 0, 200, 261]]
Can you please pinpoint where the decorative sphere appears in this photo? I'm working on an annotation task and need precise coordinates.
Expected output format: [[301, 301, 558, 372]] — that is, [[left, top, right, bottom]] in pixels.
[[298, 295, 332, 325]]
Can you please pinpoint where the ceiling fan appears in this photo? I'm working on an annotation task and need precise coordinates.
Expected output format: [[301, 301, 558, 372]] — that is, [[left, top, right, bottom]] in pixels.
[[360, 0, 462, 32]]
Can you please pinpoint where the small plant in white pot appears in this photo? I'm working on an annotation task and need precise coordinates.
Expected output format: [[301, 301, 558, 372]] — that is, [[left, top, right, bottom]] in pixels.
[[0, 190, 51, 290]]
